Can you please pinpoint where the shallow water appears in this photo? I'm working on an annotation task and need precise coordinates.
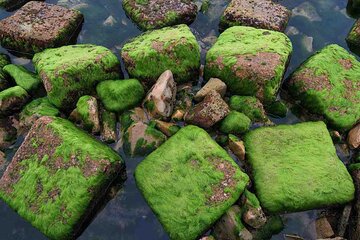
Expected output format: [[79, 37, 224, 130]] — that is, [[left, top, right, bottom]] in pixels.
[[0, 0, 357, 239]]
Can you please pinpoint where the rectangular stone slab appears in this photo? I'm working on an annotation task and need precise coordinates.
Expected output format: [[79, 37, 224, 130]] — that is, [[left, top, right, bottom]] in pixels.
[[0, 116, 125, 239], [244, 121, 355, 214], [135, 125, 249, 240]]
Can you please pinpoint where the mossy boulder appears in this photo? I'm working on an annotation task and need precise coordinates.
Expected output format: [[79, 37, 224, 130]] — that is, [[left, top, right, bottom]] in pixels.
[[220, 111, 251, 134], [229, 96, 267, 122], [287, 44, 360, 131], [0, 1, 84, 54], [96, 79, 144, 113], [3, 64, 42, 93], [0, 116, 125, 239], [33, 44, 121, 110], [76, 95, 100, 134], [135, 125, 249, 240], [244, 121, 355, 214], [0, 86, 29, 115], [265, 101, 287, 118], [122, 0, 197, 30], [205, 26, 292, 104], [121, 24, 200, 85]]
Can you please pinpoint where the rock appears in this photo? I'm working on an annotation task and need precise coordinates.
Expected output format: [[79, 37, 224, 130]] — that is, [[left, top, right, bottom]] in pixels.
[[194, 78, 227, 102], [348, 123, 360, 149], [171, 110, 186, 121], [76, 95, 100, 134], [349, 165, 360, 240], [100, 108, 117, 143], [3, 64, 42, 94], [252, 216, 284, 240], [0, 54, 11, 91], [120, 107, 149, 133], [228, 134, 245, 161], [97, 79, 144, 113], [122, 0, 197, 30], [103, 15, 117, 27], [0, 150, 5, 171], [19, 97, 60, 130], [143, 70, 177, 119], [0, 53, 10, 68], [154, 120, 180, 137], [286, 26, 300, 36], [220, 0, 290, 32], [292, 2, 321, 22], [220, 111, 251, 134], [315, 217, 335, 239], [287, 44, 360, 131], [185, 90, 230, 128], [241, 190, 267, 229], [265, 101, 287, 118], [0, 86, 29, 115], [337, 204, 352, 237], [244, 121, 355, 214], [205, 26, 292, 104], [172, 83, 193, 121], [229, 96, 267, 122], [302, 35, 314, 53], [347, 19, 360, 48], [121, 24, 200, 85], [199, 236, 215, 240], [122, 121, 166, 157], [0, 116, 125, 239], [330, 130, 342, 143], [0, 2, 84, 54], [213, 205, 253, 240], [135, 126, 249, 240], [33, 44, 121, 110], [0, 117, 17, 150]]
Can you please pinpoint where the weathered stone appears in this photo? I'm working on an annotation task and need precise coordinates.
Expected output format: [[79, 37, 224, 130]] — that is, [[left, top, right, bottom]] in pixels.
[[122, 24, 200, 84], [76, 95, 100, 134], [220, 111, 251, 134], [287, 44, 360, 131], [0, 116, 125, 239], [172, 83, 193, 121], [0, 1, 84, 54], [205, 26, 292, 104], [122, 0, 197, 30], [120, 107, 149, 133], [33, 44, 121, 110], [135, 126, 249, 240], [348, 123, 360, 149], [3, 64, 42, 94], [241, 190, 267, 229], [194, 78, 227, 102], [0, 117, 17, 150], [228, 134, 245, 161], [154, 120, 180, 137], [315, 217, 335, 239], [143, 70, 177, 119], [185, 90, 230, 128], [0, 86, 29, 115], [229, 95, 267, 122], [244, 121, 355, 214], [220, 0, 290, 32], [100, 108, 117, 143]]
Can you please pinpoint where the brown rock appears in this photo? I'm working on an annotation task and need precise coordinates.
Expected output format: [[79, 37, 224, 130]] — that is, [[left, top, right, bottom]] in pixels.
[[194, 78, 227, 102], [228, 135, 246, 161], [315, 217, 335, 239], [154, 120, 180, 137], [348, 123, 360, 149], [171, 109, 185, 121], [185, 90, 230, 128]]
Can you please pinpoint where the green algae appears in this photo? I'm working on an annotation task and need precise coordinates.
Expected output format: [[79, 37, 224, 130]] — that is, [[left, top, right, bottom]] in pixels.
[[76, 95, 98, 132], [205, 26, 292, 104], [287, 44, 360, 131], [243, 189, 261, 209], [244, 121, 355, 214], [96, 79, 144, 113], [0, 53, 10, 68], [33, 44, 121, 110], [0, 85, 28, 100], [229, 95, 267, 122], [135, 125, 249, 240], [100, 108, 117, 143], [3, 64, 42, 93], [265, 101, 287, 118], [121, 24, 200, 84], [220, 111, 251, 134]]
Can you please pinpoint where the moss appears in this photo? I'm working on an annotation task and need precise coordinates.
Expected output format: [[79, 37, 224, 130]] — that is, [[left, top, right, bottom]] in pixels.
[[0, 85, 28, 100], [253, 216, 284, 240], [346, 19, 360, 47], [220, 111, 251, 134], [33, 44, 121, 110], [121, 24, 200, 84], [200, 0, 210, 13], [266, 101, 287, 118], [76, 95, 98, 132], [96, 79, 144, 113], [3, 64, 42, 93], [0, 53, 10, 68], [100, 109, 117, 143], [244, 121, 355, 214], [229, 95, 267, 122], [243, 189, 260, 208], [349, 163, 360, 171], [0, 116, 124, 239], [287, 44, 360, 131], [135, 125, 249, 240], [205, 26, 292, 104], [20, 97, 60, 126]]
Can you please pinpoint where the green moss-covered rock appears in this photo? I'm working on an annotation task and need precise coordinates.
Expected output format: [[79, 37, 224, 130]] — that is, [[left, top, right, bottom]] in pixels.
[[100, 108, 117, 143], [205, 26, 292, 104], [3, 64, 42, 93], [0, 116, 125, 239], [253, 216, 284, 240], [76, 95, 100, 134], [0, 53, 10, 68], [347, 19, 360, 48], [33, 44, 121, 110], [220, 111, 251, 134], [122, 0, 197, 30], [287, 44, 360, 131], [229, 96, 267, 122], [96, 79, 144, 113], [19, 97, 60, 129], [121, 24, 200, 84], [135, 125, 249, 240], [120, 107, 149, 133], [244, 121, 355, 214], [0, 86, 29, 115], [265, 100, 287, 118]]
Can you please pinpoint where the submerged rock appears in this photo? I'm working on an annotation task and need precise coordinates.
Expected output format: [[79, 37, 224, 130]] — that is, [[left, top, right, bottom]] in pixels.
[[287, 44, 360, 131], [0, 116, 125, 239], [3, 64, 42, 94], [205, 26, 292, 104], [0, 86, 29, 115], [244, 121, 355, 214], [292, 2, 321, 22], [185, 90, 230, 128], [220, 0, 290, 32], [33, 44, 121, 110], [76, 95, 100, 134], [0, 1, 84, 54], [229, 96, 267, 122], [348, 123, 360, 149], [100, 108, 117, 143], [194, 77, 227, 102], [121, 24, 200, 85], [135, 125, 249, 240], [220, 111, 251, 134], [123, 0, 197, 30]]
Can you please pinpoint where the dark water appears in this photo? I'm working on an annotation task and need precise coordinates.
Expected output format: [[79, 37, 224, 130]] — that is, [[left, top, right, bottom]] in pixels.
[[0, 0, 357, 239]]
